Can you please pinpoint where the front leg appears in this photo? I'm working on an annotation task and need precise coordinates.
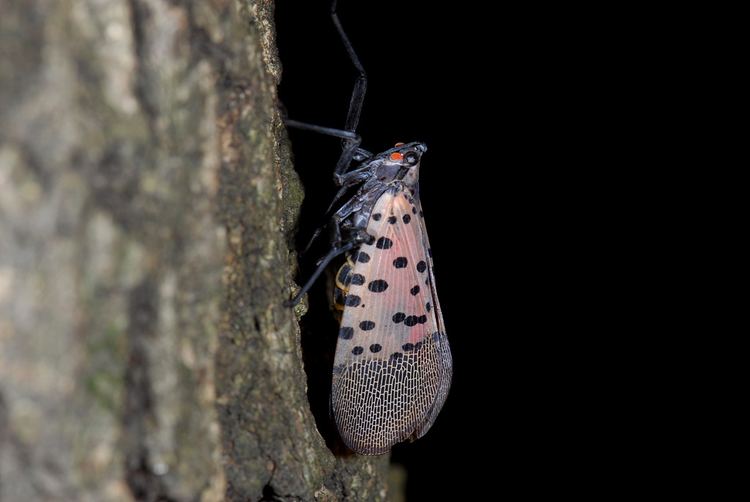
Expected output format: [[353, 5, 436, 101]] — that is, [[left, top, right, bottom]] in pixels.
[[285, 221, 372, 308], [333, 138, 362, 185]]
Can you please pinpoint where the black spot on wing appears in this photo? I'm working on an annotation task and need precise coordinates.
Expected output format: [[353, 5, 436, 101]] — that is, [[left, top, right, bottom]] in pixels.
[[404, 315, 419, 327], [350, 273, 365, 285], [367, 280, 388, 293], [417, 260, 427, 273], [356, 251, 370, 263], [426, 302, 432, 312], [402, 214, 411, 224], [344, 294, 361, 307], [337, 264, 352, 285], [388, 216, 397, 224], [352, 346, 364, 355], [339, 326, 354, 339], [372, 213, 381, 221], [376, 236, 393, 249], [410, 285, 420, 296], [402, 343, 414, 352], [392, 312, 406, 323], [369, 344, 382, 353], [359, 320, 376, 331], [393, 257, 408, 268]]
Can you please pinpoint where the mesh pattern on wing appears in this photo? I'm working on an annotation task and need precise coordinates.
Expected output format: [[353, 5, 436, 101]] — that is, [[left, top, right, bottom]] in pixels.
[[332, 330, 451, 455]]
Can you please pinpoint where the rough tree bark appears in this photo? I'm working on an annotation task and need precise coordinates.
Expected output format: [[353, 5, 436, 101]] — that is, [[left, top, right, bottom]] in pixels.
[[0, 1, 393, 500]]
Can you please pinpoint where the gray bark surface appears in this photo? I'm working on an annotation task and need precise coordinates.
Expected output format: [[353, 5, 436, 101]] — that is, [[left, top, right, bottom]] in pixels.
[[0, 1, 391, 500]]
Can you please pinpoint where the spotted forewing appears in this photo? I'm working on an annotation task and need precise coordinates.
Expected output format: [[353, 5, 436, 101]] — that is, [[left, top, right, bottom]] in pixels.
[[332, 185, 452, 455]]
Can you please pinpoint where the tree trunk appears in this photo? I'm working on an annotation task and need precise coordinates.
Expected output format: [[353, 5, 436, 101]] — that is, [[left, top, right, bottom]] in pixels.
[[0, 1, 391, 500]]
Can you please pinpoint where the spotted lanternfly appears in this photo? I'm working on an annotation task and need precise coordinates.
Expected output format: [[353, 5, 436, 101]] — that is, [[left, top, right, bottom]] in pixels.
[[284, 1, 452, 455]]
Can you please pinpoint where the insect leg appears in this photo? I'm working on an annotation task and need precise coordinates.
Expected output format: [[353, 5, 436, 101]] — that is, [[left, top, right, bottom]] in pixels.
[[330, 0, 368, 181], [283, 120, 369, 183], [282, 0, 366, 141], [333, 140, 363, 184], [331, 0, 366, 133], [284, 241, 358, 308], [283, 119, 372, 161], [287, 188, 376, 307], [283, 1, 370, 183], [284, 119, 359, 141], [301, 176, 370, 255], [300, 164, 373, 255]]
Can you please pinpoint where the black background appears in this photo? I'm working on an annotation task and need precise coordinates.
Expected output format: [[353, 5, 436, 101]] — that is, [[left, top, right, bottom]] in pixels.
[[275, 1, 652, 498]]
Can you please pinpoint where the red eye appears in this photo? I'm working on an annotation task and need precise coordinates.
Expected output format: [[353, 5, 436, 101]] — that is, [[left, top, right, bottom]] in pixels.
[[390, 152, 403, 161]]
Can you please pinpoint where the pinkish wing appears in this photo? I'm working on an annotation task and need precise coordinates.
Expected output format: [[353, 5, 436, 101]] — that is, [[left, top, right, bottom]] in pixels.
[[332, 187, 452, 455], [409, 192, 451, 438]]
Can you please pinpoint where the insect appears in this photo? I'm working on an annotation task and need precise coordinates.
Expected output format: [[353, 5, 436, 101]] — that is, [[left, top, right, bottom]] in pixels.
[[284, 0, 452, 455]]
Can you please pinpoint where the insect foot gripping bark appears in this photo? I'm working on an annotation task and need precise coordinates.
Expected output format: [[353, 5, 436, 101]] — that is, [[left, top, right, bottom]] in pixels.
[[283, 1, 452, 455]]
